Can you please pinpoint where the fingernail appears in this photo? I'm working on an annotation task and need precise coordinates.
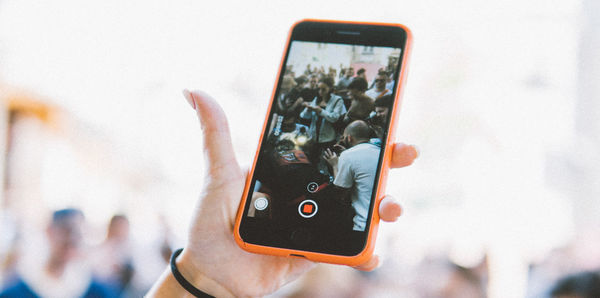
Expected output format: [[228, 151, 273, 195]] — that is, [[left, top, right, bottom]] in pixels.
[[182, 89, 196, 110], [412, 145, 420, 159]]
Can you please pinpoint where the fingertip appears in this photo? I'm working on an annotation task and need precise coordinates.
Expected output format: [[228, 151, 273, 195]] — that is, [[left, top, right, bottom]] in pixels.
[[354, 255, 380, 271], [390, 143, 419, 168], [182, 89, 196, 110], [379, 196, 403, 222], [184, 90, 236, 172]]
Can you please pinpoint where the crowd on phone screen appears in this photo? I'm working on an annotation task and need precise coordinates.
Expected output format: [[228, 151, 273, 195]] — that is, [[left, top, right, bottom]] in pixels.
[[262, 63, 398, 232]]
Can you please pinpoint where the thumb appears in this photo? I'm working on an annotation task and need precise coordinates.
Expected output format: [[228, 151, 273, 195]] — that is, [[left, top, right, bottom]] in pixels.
[[183, 89, 239, 174]]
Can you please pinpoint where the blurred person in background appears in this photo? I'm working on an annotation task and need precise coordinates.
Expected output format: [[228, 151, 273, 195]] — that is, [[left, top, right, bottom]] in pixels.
[[356, 68, 367, 81], [295, 75, 308, 92], [549, 271, 600, 298], [336, 66, 355, 106], [276, 75, 303, 118], [344, 77, 375, 123], [271, 75, 306, 137], [337, 66, 354, 90], [367, 94, 394, 140], [300, 74, 319, 104], [366, 72, 392, 100], [385, 70, 395, 91], [437, 264, 487, 298], [92, 215, 134, 296], [0, 212, 18, 288], [303, 64, 313, 76], [0, 208, 116, 298], [327, 67, 337, 84], [384, 51, 399, 90]]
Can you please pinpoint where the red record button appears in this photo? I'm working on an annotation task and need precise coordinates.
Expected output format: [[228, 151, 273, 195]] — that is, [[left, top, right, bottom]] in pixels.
[[298, 200, 318, 218]]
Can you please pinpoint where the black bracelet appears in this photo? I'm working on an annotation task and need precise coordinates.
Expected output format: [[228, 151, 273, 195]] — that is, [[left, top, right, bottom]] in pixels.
[[170, 248, 215, 298]]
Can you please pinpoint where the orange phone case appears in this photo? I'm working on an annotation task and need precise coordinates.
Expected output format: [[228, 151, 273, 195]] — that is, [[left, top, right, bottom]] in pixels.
[[234, 19, 412, 266]]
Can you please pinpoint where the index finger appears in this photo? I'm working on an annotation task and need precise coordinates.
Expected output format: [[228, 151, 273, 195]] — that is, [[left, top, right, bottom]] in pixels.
[[390, 143, 419, 168]]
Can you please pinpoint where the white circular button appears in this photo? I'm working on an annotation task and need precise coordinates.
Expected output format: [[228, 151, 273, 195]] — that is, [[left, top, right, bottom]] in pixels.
[[307, 182, 319, 193], [298, 200, 318, 218], [254, 197, 269, 211]]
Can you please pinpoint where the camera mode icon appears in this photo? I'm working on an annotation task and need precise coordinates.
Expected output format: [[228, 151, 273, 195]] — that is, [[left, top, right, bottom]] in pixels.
[[307, 182, 319, 193]]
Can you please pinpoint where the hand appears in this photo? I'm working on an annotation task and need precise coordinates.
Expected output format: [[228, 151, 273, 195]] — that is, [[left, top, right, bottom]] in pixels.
[[333, 143, 347, 153], [148, 90, 419, 297], [323, 148, 338, 168], [305, 104, 322, 113]]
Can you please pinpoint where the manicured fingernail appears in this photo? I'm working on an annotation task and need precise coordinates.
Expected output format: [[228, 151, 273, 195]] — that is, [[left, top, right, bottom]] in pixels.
[[412, 145, 420, 158], [182, 89, 196, 110]]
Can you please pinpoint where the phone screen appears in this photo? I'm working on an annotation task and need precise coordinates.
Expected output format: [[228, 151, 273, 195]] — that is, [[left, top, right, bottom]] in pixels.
[[239, 21, 408, 256]]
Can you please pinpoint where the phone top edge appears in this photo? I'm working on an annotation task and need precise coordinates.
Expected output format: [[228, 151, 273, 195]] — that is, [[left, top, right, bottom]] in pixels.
[[290, 19, 409, 48]]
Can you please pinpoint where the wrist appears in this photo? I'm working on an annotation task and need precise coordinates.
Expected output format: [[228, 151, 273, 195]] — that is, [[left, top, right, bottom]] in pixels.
[[176, 249, 234, 298]]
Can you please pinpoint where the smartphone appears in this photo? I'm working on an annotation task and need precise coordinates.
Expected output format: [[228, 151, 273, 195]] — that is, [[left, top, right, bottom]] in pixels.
[[234, 19, 412, 266]]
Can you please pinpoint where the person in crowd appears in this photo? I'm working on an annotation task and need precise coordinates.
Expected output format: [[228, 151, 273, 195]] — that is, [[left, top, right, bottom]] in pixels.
[[295, 75, 308, 91], [344, 77, 375, 123], [549, 271, 600, 298], [385, 70, 395, 91], [304, 64, 313, 76], [327, 67, 337, 84], [386, 51, 400, 76], [269, 75, 305, 138], [323, 120, 381, 231], [366, 72, 392, 100], [318, 66, 326, 75], [146, 90, 417, 297], [367, 94, 394, 139], [300, 74, 319, 103], [276, 75, 303, 117], [300, 76, 347, 160], [336, 66, 355, 90], [0, 209, 116, 298], [92, 215, 135, 296], [356, 68, 367, 81]]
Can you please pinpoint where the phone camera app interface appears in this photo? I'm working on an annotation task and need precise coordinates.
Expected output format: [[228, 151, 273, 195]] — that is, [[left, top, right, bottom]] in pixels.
[[246, 40, 401, 252]]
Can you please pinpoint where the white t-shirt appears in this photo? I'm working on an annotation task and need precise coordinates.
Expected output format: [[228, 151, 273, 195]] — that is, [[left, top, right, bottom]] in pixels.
[[365, 88, 391, 100], [333, 142, 380, 231]]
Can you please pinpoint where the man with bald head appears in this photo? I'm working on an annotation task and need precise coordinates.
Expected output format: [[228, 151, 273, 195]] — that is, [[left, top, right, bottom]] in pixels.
[[323, 120, 380, 231]]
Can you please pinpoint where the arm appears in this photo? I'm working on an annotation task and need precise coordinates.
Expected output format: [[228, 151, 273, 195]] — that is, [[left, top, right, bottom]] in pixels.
[[319, 96, 346, 123], [299, 99, 315, 119], [276, 96, 285, 114], [290, 97, 304, 111], [332, 152, 354, 189]]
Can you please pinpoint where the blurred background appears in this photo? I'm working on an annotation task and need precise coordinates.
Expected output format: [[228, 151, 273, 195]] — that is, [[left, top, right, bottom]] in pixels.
[[0, 0, 599, 297]]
